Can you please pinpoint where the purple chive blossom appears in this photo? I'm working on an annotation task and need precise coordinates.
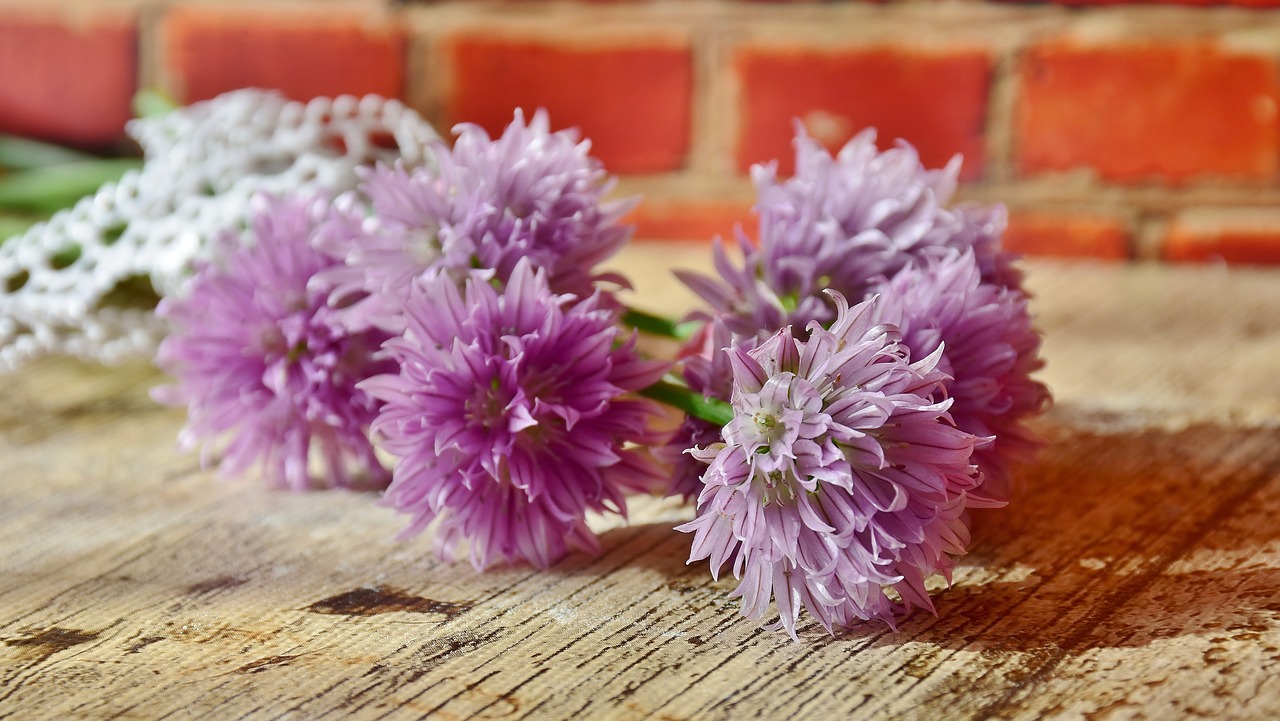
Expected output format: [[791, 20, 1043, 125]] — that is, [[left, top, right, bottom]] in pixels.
[[361, 258, 669, 570], [315, 108, 635, 333], [871, 249, 1049, 505], [776, 127, 1020, 289], [677, 126, 1020, 344], [153, 194, 394, 491], [677, 292, 983, 640]]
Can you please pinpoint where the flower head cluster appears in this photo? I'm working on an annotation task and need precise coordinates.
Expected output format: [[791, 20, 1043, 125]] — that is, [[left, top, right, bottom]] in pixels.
[[362, 259, 668, 570], [677, 127, 1019, 342], [669, 125, 1047, 548], [678, 293, 983, 639], [155, 107, 670, 571], [153, 194, 395, 490], [131, 95, 1049, 641], [317, 109, 634, 333]]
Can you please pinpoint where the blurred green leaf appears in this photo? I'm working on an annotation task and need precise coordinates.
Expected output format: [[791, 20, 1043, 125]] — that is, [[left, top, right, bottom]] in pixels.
[[0, 134, 97, 170], [133, 88, 179, 119], [0, 214, 40, 243], [0, 159, 141, 213]]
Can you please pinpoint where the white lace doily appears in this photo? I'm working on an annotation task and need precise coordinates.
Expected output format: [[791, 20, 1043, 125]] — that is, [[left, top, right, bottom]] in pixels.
[[0, 89, 439, 371]]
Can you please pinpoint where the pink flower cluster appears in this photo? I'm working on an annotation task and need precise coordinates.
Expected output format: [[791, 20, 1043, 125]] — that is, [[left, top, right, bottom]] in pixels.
[[152, 105, 1048, 641], [672, 129, 1050, 636], [680, 293, 979, 639], [365, 261, 667, 569], [156, 110, 661, 572], [153, 195, 395, 492]]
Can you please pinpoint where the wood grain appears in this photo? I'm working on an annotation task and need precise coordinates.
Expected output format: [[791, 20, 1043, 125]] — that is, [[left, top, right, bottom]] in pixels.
[[2, 252, 1279, 719]]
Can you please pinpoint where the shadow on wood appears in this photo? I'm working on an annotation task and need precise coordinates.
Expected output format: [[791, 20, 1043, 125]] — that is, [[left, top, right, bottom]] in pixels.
[[891, 411, 1280, 659], [584, 408, 1280, 663]]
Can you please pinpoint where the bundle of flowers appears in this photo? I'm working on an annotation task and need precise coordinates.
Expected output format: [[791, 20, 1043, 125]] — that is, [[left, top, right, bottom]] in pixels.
[[18, 93, 1050, 641]]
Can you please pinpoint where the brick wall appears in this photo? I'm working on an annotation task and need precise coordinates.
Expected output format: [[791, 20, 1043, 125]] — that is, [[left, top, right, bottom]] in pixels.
[[3, 0, 1280, 264]]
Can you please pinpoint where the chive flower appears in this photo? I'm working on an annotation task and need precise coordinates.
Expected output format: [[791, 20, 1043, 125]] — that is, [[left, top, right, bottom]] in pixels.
[[362, 259, 668, 570], [677, 126, 1020, 343], [669, 125, 1046, 507], [153, 194, 394, 490], [316, 108, 635, 333], [678, 292, 983, 639]]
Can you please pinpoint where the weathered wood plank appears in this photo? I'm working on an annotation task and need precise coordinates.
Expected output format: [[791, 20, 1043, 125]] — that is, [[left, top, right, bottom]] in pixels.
[[3, 253, 1280, 719]]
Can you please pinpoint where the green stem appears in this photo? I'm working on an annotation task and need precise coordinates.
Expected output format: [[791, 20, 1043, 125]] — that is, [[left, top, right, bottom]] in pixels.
[[640, 380, 734, 427], [0, 135, 98, 170], [0, 158, 142, 213], [621, 306, 701, 341], [0, 215, 40, 244]]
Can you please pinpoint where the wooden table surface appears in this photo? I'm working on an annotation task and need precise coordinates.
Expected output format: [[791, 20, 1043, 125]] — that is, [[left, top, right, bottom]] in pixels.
[[3, 247, 1280, 720]]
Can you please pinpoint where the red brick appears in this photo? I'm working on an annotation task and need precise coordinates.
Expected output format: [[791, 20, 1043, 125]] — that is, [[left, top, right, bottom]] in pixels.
[[163, 6, 405, 103], [1004, 212, 1130, 260], [735, 46, 990, 180], [625, 197, 756, 242], [0, 11, 136, 147], [1017, 41, 1278, 183], [448, 35, 692, 174], [1164, 213, 1280, 264]]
